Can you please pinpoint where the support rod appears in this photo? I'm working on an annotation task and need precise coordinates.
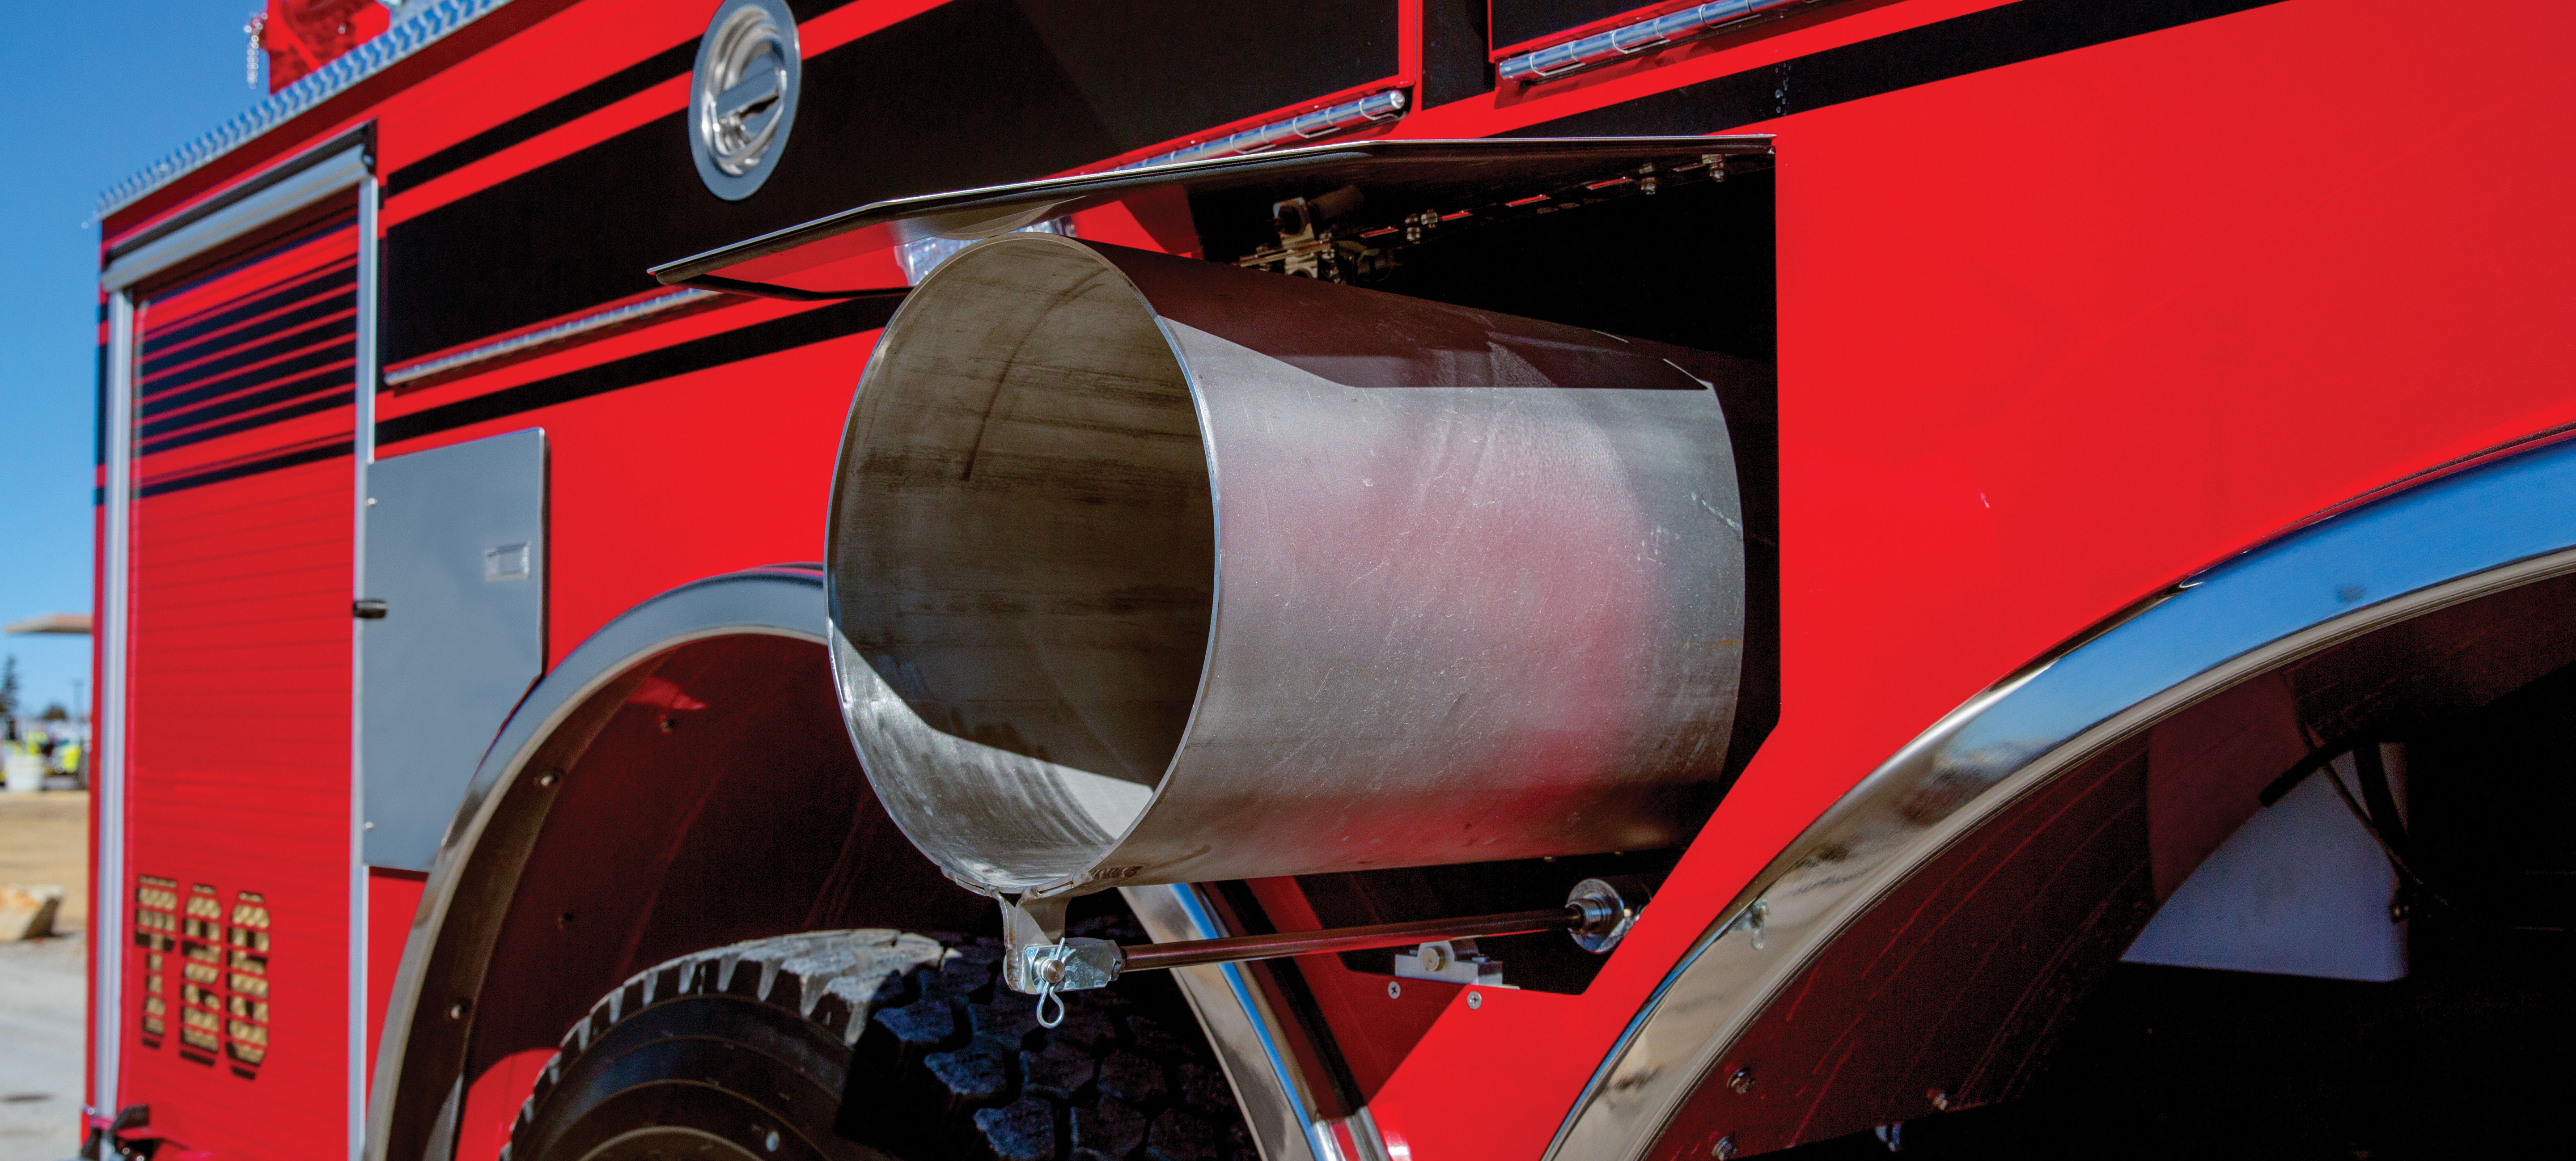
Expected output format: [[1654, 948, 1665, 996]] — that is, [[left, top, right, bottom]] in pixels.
[[1012, 878, 1645, 996], [1115, 907, 1583, 975]]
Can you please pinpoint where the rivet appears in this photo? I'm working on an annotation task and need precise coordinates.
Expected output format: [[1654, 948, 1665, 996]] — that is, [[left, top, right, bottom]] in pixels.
[[534, 770, 559, 788], [1728, 1065, 1754, 1094], [1466, 991, 1482, 1010], [763, 1129, 780, 1152], [445, 1000, 470, 1021]]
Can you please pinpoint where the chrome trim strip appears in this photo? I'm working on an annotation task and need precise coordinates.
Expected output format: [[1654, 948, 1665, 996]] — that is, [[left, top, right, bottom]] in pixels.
[[367, 567, 827, 1161], [1122, 884, 1324, 1161], [1547, 432, 2576, 1158], [380, 288, 720, 387], [99, 0, 512, 218], [93, 290, 136, 1123], [1496, 0, 1814, 85], [347, 173, 381, 1161], [101, 144, 369, 292], [1119, 89, 1409, 171]]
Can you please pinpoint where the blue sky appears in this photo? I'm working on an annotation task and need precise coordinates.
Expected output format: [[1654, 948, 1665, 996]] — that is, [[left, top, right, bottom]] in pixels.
[[0, 4, 263, 717]]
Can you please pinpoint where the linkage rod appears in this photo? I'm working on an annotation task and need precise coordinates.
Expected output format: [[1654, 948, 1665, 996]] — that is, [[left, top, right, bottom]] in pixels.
[[1115, 907, 1583, 974]]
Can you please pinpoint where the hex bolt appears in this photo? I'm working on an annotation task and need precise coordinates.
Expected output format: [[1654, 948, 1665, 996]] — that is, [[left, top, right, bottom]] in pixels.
[[1712, 1135, 1738, 1159], [1927, 1088, 1951, 1111]]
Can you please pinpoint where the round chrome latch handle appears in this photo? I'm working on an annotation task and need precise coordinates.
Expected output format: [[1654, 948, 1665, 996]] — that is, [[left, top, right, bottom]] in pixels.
[[689, 0, 800, 200]]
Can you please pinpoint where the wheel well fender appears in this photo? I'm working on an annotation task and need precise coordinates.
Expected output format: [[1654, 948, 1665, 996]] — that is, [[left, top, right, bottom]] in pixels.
[[364, 566, 987, 1161], [1551, 431, 2576, 1159]]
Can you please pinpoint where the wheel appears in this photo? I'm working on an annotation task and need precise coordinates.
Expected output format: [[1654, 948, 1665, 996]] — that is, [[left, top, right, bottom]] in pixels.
[[506, 919, 1257, 1161]]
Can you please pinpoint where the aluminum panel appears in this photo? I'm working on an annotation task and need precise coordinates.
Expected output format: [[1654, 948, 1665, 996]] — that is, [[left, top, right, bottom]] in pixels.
[[360, 428, 546, 872]]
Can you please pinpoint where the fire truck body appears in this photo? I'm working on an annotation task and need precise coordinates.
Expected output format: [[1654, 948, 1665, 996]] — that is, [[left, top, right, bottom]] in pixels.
[[88, 0, 2576, 1158]]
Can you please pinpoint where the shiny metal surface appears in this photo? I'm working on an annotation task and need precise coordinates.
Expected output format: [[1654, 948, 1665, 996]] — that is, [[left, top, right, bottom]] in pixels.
[[101, 141, 368, 291], [1546, 432, 2576, 1159], [689, 0, 799, 200], [1568, 876, 1647, 953], [1123, 89, 1408, 169], [1122, 883, 1324, 1161], [347, 170, 384, 1161], [381, 288, 719, 386], [93, 290, 135, 1123], [365, 567, 829, 1161], [359, 429, 548, 872], [828, 233, 1750, 898], [1117, 908, 1582, 975], [1496, 0, 1816, 85]]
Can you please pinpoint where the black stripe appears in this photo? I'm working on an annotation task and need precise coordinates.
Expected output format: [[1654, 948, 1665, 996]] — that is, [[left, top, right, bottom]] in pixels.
[[139, 389, 356, 458], [384, 0, 1399, 364], [1423, 0, 1498, 109], [379, 292, 905, 445], [1491, 0, 1661, 55], [140, 362, 352, 441], [94, 343, 108, 470], [141, 319, 356, 403], [140, 345, 352, 423], [1507, 0, 2292, 136], [139, 265, 355, 362], [378, 0, 861, 199], [140, 287, 356, 380], [137, 441, 352, 498], [384, 40, 699, 199]]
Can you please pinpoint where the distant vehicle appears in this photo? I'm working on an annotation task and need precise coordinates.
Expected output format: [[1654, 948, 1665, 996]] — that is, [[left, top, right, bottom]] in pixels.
[[85, 1, 2576, 1159]]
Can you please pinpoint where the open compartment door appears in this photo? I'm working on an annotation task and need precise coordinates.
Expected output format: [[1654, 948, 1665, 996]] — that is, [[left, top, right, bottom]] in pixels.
[[649, 136, 1773, 299]]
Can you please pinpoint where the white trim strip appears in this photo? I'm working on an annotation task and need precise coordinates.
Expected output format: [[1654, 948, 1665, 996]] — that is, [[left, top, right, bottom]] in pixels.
[[348, 174, 382, 1161], [381, 288, 720, 387], [98, 0, 513, 218], [1496, 0, 1811, 84], [1120, 89, 1409, 171], [94, 291, 136, 1124], [101, 145, 369, 292]]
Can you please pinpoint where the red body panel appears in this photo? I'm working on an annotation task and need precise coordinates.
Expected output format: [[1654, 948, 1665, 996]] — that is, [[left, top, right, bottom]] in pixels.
[[93, 0, 2576, 1156]]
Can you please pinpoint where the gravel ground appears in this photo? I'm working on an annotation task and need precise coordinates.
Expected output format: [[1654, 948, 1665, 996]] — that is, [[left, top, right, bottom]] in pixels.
[[0, 937, 84, 1160], [0, 793, 89, 1161]]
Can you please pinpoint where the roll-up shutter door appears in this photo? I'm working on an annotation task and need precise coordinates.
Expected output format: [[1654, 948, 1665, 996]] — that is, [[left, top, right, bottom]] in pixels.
[[117, 200, 359, 1158]]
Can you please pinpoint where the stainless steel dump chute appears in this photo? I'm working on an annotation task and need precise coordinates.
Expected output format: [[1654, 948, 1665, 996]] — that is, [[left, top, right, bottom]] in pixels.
[[828, 233, 1748, 899]]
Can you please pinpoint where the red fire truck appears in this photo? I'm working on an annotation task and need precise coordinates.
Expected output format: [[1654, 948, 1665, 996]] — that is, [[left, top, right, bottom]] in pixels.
[[86, 0, 2576, 1158]]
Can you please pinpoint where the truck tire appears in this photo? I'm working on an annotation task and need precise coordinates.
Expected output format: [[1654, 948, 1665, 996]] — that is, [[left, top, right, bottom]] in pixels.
[[505, 922, 1256, 1161]]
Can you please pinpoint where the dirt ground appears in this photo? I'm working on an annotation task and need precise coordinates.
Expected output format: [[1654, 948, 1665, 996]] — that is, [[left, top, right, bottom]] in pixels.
[[0, 792, 87, 932], [0, 792, 89, 1161]]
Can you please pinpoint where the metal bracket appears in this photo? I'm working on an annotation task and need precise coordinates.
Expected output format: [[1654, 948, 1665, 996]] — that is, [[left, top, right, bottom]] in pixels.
[[1394, 938, 1511, 986]]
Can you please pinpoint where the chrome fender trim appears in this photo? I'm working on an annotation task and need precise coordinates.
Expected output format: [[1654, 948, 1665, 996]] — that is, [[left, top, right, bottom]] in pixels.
[[364, 565, 1334, 1161], [366, 566, 829, 1161], [1548, 432, 2576, 1159]]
